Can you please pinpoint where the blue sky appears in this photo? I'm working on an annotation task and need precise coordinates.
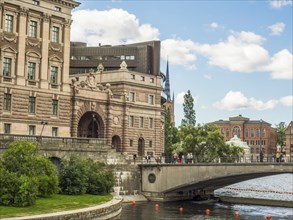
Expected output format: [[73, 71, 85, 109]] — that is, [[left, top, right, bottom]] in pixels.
[[71, 0, 293, 127]]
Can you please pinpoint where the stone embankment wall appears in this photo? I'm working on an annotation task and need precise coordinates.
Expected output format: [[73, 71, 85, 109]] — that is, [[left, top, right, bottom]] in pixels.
[[219, 196, 293, 208], [2, 197, 123, 220], [112, 164, 141, 196]]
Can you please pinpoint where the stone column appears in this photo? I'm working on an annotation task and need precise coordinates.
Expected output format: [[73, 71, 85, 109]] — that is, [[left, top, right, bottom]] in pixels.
[[40, 14, 50, 89], [61, 19, 71, 92], [16, 7, 27, 86]]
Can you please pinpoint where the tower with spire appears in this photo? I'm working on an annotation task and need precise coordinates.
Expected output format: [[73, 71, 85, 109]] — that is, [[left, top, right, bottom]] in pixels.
[[163, 59, 175, 127]]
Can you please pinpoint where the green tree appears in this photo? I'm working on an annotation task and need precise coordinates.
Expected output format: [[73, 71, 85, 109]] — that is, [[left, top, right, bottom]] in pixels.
[[179, 124, 243, 162], [59, 154, 89, 195], [276, 122, 287, 147], [0, 141, 58, 206], [181, 90, 196, 126], [86, 160, 115, 195]]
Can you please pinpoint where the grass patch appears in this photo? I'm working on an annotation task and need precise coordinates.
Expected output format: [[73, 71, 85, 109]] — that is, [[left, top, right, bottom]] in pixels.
[[0, 194, 112, 218]]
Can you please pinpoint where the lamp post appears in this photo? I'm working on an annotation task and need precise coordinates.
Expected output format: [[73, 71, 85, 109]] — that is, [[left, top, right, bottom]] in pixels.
[[259, 119, 263, 162], [40, 121, 48, 138]]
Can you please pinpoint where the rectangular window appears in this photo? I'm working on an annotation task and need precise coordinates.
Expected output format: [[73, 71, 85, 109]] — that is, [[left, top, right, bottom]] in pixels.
[[4, 93, 11, 111], [27, 62, 36, 80], [4, 123, 11, 134], [28, 96, 36, 114], [29, 125, 35, 135], [51, 66, 58, 84], [148, 95, 154, 105], [129, 116, 134, 127], [52, 26, 59, 43], [149, 140, 153, 148], [52, 99, 58, 116], [54, 6, 61, 11], [32, 0, 39, 5], [245, 128, 249, 138], [141, 76, 145, 81], [3, 58, 12, 77], [52, 127, 58, 137], [5, 14, 13, 32], [129, 92, 135, 102], [130, 74, 135, 80], [150, 78, 154, 83], [149, 118, 153, 129], [130, 139, 133, 147], [29, 20, 37, 38], [139, 117, 144, 128], [250, 128, 254, 138]]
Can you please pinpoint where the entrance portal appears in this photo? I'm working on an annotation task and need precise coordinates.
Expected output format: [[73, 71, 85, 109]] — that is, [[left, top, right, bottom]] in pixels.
[[77, 112, 104, 138], [138, 137, 145, 156], [112, 135, 121, 152]]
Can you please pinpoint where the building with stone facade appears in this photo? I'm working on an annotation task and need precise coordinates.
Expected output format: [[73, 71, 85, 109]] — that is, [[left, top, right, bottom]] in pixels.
[[212, 115, 277, 161], [0, 0, 165, 157]]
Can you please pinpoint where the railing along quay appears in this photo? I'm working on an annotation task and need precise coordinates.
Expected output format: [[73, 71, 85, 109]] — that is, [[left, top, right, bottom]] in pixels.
[[0, 134, 107, 149]]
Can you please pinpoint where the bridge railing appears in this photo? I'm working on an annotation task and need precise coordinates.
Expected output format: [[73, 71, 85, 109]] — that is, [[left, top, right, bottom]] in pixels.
[[143, 155, 291, 164], [0, 134, 107, 149]]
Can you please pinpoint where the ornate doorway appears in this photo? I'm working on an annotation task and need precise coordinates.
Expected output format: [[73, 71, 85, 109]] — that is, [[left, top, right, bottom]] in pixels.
[[112, 135, 121, 152], [138, 137, 145, 156], [77, 112, 104, 138]]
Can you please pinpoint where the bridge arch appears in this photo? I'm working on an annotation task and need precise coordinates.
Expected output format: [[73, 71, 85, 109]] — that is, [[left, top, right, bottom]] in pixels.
[[77, 111, 105, 138]]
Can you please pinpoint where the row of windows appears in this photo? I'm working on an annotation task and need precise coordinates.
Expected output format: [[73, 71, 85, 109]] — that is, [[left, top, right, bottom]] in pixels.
[[72, 55, 135, 61], [4, 14, 61, 43], [3, 123, 58, 136], [129, 92, 155, 105], [3, 57, 59, 85], [129, 116, 154, 128], [4, 93, 58, 115], [221, 127, 266, 138], [130, 74, 155, 83], [245, 140, 266, 146]]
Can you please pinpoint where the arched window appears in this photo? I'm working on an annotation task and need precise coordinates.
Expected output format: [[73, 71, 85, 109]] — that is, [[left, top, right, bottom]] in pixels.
[[250, 128, 254, 138], [256, 128, 260, 138], [232, 126, 241, 138], [226, 128, 230, 139]]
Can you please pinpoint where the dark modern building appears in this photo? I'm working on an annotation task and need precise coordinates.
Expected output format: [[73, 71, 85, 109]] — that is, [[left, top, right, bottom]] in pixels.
[[70, 41, 161, 76]]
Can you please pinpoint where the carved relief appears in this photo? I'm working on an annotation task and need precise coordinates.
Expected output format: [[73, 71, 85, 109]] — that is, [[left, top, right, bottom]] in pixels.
[[2, 32, 17, 43], [85, 69, 96, 89], [113, 116, 120, 125], [26, 37, 41, 48], [119, 61, 128, 71], [49, 42, 62, 52], [97, 63, 104, 73]]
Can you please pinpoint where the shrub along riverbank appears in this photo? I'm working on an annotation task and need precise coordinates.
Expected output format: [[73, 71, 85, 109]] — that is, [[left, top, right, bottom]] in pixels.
[[0, 194, 112, 218]]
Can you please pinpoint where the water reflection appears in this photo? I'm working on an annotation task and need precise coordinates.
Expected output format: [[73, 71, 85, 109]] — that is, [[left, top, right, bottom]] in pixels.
[[114, 200, 293, 220]]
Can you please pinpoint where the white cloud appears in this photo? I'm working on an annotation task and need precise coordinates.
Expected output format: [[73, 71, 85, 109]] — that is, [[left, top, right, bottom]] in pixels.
[[210, 22, 219, 29], [175, 92, 186, 104], [71, 9, 159, 46], [270, 0, 293, 8], [280, 96, 293, 106], [194, 31, 269, 73], [175, 92, 198, 105], [161, 39, 197, 70], [203, 74, 212, 80], [268, 22, 285, 35], [266, 49, 293, 79], [213, 91, 279, 111]]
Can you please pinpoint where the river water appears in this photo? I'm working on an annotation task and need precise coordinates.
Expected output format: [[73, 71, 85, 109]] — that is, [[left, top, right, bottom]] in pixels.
[[115, 200, 293, 220], [115, 174, 293, 219]]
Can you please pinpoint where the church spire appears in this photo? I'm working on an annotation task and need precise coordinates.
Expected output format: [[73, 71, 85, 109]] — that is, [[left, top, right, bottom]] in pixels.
[[165, 59, 171, 102]]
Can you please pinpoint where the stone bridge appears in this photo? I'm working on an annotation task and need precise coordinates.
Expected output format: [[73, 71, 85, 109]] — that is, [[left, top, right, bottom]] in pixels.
[[139, 163, 293, 201]]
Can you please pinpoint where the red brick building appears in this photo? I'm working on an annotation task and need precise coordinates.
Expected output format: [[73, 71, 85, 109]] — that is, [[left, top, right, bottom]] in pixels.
[[212, 115, 277, 161], [285, 121, 293, 162]]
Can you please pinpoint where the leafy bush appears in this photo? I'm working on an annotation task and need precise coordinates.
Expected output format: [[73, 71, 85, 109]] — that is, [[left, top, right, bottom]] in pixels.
[[59, 156, 115, 195], [0, 141, 59, 206], [59, 155, 89, 195], [86, 161, 115, 195]]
